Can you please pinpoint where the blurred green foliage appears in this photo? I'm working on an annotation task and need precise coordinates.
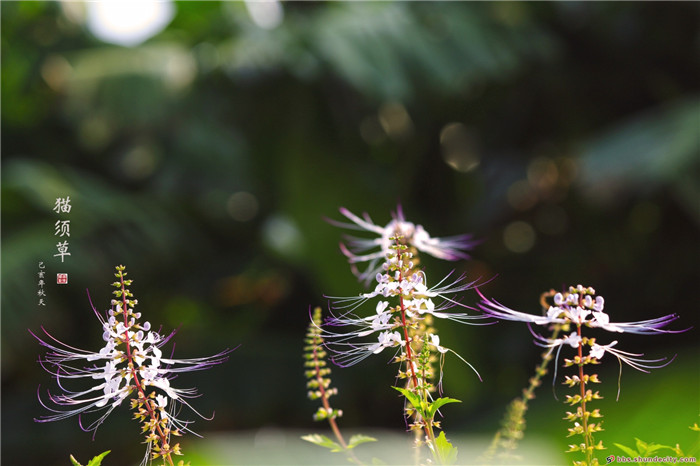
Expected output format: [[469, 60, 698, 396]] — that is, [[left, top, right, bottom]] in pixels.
[[2, 2, 698, 465]]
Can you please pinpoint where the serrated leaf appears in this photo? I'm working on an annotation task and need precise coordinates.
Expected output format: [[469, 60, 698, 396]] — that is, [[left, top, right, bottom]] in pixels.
[[614, 443, 639, 457], [433, 431, 458, 465], [634, 438, 649, 454], [392, 386, 424, 416], [86, 451, 111, 466], [347, 434, 377, 450], [301, 434, 344, 452], [69, 455, 83, 466], [427, 397, 462, 419]]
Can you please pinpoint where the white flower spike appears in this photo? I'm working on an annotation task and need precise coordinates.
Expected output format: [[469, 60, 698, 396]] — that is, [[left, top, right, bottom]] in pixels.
[[329, 206, 477, 284], [32, 265, 233, 464]]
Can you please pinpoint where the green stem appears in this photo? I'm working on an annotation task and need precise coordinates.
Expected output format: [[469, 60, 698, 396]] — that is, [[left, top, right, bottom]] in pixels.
[[419, 336, 443, 464]]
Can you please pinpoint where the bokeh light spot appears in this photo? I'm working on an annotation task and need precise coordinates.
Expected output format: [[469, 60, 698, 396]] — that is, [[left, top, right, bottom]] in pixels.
[[86, 0, 175, 47], [359, 115, 387, 146], [120, 144, 160, 180], [227, 192, 259, 222], [262, 214, 303, 257], [503, 221, 536, 253], [378, 102, 413, 141], [78, 116, 113, 152], [41, 54, 73, 92], [527, 156, 559, 191], [245, 0, 284, 30], [164, 52, 197, 91], [507, 180, 538, 211], [440, 122, 480, 173]]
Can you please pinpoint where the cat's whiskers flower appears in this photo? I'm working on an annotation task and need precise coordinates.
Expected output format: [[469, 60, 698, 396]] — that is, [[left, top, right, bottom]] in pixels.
[[32, 265, 232, 464], [329, 206, 476, 284], [479, 284, 687, 465], [320, 245, 487, 375]]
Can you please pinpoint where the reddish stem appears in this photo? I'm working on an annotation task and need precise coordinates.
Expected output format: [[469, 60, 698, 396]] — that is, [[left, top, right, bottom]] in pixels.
[[394, 241, 433, 445], [577, 324, 589, 454], [312, 344, 348, 450], [119, 273, 174, 466], [399, 293, 420, 390]]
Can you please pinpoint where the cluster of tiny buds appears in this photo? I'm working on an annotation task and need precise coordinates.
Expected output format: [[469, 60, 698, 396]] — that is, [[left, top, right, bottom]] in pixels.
[[111, 266, 182, 461], [554, 285, 604, 312], [106, 299, 150, 339], [305, 308, 343, 422], [384, 241, 414, 270], [130, 392, 182, 459], [564, 389, 603, 409], [306, 376, 338, 403], [404, 343, 437, 432], [563, 374, 601, 387], [313, 406, 343, 422], [564, 406, 603, 423], [564, 337, 600, 367]]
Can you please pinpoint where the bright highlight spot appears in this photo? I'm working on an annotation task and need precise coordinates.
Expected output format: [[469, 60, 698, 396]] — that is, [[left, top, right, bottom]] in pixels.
[[245, 0, 284, 30], [263, 214, 303, 257], [86, 0, 175, 47]]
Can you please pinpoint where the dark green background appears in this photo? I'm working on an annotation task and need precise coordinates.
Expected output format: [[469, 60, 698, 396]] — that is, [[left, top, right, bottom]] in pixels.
[[2, 2, 698, 465]]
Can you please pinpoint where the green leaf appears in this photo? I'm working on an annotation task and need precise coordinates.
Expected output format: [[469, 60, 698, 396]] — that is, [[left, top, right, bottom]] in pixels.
[[69, 451, 110, 466], [640, 443, 665, 455], [301, 434, 344, 452], [634, 438, 649, 454], [433, 431, 458, 465], [347, 434, 377, 450], [426, 397, 462, 419], [614, 443, 639, 457], [392, 386, 424, 416], [87, 451, 111, 466]]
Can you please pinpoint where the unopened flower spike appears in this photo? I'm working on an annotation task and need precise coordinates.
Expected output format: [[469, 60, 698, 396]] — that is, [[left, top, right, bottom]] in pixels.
[[480, 290, 564, 464], [328, 206, 477, 285], [31, 265, 234, 466], [302, 307, 376, 461], [478, 285, 687, 466]]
